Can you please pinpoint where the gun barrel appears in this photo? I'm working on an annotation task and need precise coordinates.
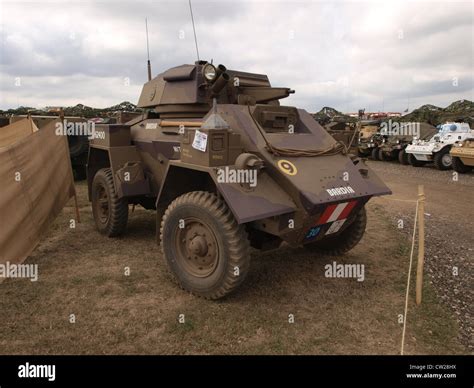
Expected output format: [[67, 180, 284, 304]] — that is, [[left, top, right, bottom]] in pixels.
[[211, 72, 230, 96], [216, 64, 227, 77], [239, 87, 294, 103]]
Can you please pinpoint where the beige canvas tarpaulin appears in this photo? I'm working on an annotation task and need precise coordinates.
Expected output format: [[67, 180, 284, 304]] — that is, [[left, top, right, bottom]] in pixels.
[[0, 118, 75, 270], [0, 117, 39, 148]]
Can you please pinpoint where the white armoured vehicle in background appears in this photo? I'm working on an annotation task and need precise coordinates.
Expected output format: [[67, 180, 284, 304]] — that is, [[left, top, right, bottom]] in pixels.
[[405, 122, 474, 170]]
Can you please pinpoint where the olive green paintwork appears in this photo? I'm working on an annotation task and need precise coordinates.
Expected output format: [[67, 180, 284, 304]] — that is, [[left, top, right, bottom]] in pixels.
[[450, 138, 474, 167], [87, 61, 391, 246]]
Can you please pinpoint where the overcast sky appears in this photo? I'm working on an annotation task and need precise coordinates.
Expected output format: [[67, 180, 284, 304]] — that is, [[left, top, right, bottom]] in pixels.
[[0, 0, 472, 113]]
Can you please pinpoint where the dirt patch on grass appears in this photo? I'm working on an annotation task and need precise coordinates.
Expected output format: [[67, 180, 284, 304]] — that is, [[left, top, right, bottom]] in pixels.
[[0, 181, 466, 354]]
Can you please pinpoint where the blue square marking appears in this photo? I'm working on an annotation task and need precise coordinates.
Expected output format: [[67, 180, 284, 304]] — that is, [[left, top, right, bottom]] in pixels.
[[305, 226, 321, 240]]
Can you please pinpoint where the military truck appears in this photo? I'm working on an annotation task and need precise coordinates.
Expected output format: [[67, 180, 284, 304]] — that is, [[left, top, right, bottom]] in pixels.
[[405, 122, 474, 169], [356, 121, 384, 159], [450, 138, 474, 173], [378, 123, 437, 164], [324, 121, 358, 154], [86, 61, 391, 299]]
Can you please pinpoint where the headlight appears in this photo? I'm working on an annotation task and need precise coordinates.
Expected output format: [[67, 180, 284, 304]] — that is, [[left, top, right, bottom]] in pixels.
[[396, 140, 400, 144], [203, 63, 217, 81]]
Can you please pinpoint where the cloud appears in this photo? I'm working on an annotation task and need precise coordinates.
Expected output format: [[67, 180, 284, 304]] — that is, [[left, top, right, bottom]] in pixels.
[[0, 0, 472, 112]]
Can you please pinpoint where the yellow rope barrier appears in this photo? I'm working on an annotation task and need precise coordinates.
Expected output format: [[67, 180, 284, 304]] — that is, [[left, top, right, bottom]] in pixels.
[[400, 185, 426, 354], [401, 198, 419, 355], [378, 196, 418, 204]]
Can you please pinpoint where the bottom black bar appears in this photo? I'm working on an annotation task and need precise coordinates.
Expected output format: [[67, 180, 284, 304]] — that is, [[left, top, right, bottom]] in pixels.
[[0, 355, 471, 386]]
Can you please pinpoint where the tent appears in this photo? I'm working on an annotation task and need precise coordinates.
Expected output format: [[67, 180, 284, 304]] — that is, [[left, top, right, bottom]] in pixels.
[[0, 117, 78, 278]]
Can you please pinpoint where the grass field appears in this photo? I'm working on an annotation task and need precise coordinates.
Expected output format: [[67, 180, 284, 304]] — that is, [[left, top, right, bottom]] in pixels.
[[0, 182, 466, 355]]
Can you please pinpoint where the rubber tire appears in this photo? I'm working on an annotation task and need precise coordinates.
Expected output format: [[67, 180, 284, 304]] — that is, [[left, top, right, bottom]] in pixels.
[[398, 149, 409, 165], [91, 168, 128, 237], [306, 207, 367, 256], [433, 147, 452, 170], [73, 165, 87, 181], [68, 135, 89, 158], [452, 156, 472, 173], [160, 191, 250, 300], [371, 147, 379, 160], [378, 149, 387, 161], [408, 153, 424, 167]]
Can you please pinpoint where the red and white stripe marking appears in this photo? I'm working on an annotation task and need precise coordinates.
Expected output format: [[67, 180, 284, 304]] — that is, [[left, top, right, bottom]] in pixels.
[[326, 219, 346, 235], [317, 200, 357, 225]]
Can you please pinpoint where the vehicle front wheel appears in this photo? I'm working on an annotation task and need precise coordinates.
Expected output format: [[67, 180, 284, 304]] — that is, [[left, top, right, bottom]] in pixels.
[[371, 147, 380, 160], [433, 147, 452, 170], [160, 191, 250, 299], [452, 156, 472, 173], [378, 149, 387, 161], [398, 149, 409, 165]]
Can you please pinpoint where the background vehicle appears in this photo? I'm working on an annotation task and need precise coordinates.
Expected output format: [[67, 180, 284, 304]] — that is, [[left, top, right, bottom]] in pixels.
[[357, 121, 382, 158], [451, 138, 474, 173], [378, 123, 437, 164], [405, 122, 474, 169]]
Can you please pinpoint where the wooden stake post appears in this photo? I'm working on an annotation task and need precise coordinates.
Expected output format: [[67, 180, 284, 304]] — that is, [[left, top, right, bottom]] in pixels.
[[416, 185, 425, 305]]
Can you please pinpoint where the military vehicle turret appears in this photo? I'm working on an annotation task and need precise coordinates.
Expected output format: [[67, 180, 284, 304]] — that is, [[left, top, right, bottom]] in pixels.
[[86, 61, 391, 299]]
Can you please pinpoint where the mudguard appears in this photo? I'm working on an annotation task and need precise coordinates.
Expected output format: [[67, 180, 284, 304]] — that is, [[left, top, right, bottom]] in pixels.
[[158, 160, 296, 224]]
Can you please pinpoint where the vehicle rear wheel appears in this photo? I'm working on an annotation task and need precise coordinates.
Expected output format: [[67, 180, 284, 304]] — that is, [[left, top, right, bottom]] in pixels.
[[398, 149, 409, 165], [408, 153, 424, 167], [305, 207, 367, 256], [433, 147, 452, 170], [371, 147, 379, 160], [68, 135, 89, 158], [73, 165, 87, 181], [452, 156, 472, 173], [378, 149, 386, 161], [160, 191, 250, 300], [91, 168, 128, 237]]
